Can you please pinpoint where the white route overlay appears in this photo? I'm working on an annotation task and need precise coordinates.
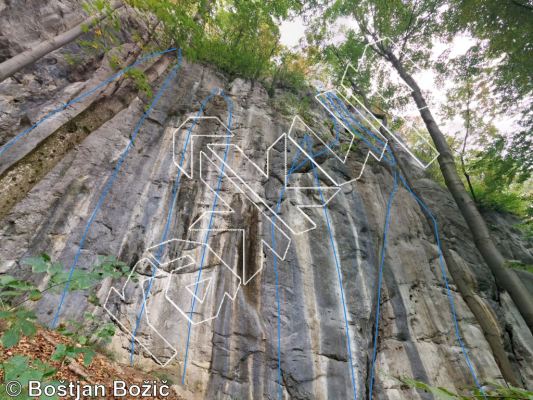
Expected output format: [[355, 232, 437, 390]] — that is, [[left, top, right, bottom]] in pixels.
[[104, 46, 440, 365]]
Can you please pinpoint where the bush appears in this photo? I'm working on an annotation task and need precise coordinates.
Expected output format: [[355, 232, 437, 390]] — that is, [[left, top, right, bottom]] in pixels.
[[470, 181, 532, 218], [396, 375, 533, 399]]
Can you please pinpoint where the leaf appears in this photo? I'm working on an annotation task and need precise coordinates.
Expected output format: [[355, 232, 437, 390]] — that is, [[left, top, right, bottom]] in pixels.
[[84, 312, 95, 321], [18, 368, 45, 386], [2, 355, 29, 381], [69, 270, 97, 290], [25, 256, 48, 273], [29, 289, 43, 301], [399, 377, 459, 399], [88, 293, 100, 306], [1, 328, 20, 348], [0, 290, 23, 298], [49, 262, 64, 275], [5, 280, 34, 289], [33, 359, 57, 379], [0, 275, 17, 285], [16, 309, 36, 320], [51, 344, 67, 361], [82, 348, 96, 366], [19, 319, 37, 337], [429, 387, 461, 399]]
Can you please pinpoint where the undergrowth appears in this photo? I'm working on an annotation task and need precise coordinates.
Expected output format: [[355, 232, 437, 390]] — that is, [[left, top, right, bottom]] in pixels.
[[0, 253, 132, 398], [397, 375, 533, 399]]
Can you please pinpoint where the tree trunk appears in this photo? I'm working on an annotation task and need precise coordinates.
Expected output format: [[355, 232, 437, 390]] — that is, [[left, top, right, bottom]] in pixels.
[[0, 1, 123, 83], [389, 141, 523, 387], [384, 48, 533, 333], [460, 94, 478, 203], [373, 112, 522, 386]]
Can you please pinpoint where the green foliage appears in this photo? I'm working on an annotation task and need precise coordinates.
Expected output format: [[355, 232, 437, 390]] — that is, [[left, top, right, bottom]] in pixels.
[[505, 260, 533, 275], [397, 376, 533, 399], [307, 0, 531, 237], [309, 0, 442, 108], [49, 313, 116, 367], [270, 92, 313, 124], [463, 133, 533, 222], [0, 254, 129, 349], [0, 309, 37, 349], [63, 52, 83, 66], [470, 182, 530, 216], [108, 53, 123, 70], [57, 313, 116, 347], [469, 135, 532, 194], [0, 275, 39, 304], [70, 0, 312, 95], [269, 51, 308, 95], [94, 322, 116, 344], [51, 343, 96, 367], [22, 253, 131, 293], [435, 43, 532, 225], [0, 356, 56, 399], [517, 220, 533, 240], [125, 67, 153, 98], [398, 376, 458, 399], [189, 2, 282, 80], [445, 0, 533, 104], [82, 0, 110, 14], [126, 0, 304, 82], [0, 311, 116, 376], [74, 0, 122, 61]]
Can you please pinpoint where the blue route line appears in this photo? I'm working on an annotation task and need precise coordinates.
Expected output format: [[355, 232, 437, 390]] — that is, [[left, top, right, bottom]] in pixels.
[[397, 173, 487, 400], [306, 136, 357, 400], [268, 108, 343, 398], [181, 90, 234, 383], [270, 138, 307, 399], [51, 49, 182, 328], [0, 35, 485, 398], [129, 87, 227, 364], [268, 126, 345, 400], [368, 169, 398, 400], [323, 92, 388, 160], [0, 48, 178, 158], [326, 92, 486, 398]]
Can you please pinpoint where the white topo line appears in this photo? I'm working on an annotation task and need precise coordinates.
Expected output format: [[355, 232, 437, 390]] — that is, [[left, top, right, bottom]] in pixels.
[[105, 64, 438, 364]]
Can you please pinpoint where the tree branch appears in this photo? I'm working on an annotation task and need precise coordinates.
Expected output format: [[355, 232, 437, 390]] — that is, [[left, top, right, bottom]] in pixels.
[[511, 0, 533, 11]]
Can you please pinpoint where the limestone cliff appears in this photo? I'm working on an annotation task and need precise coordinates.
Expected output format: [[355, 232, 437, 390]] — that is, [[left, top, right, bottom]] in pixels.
[[1, 2, 532, 399]]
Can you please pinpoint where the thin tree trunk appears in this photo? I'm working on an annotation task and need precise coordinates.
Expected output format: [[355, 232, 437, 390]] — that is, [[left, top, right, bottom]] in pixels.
[[383, 48, 533, 332], [360, 107, 523, 386], [389, 138, 522, 387], [460, 152, 477, 203], [0, 1, 124, 83], [460, 89, 478, 203]]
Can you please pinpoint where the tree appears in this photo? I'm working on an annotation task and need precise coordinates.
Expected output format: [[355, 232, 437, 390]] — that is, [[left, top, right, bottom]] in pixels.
[[445, 0, 533, 105], [0, 0, 123, 83], [312, 0, 533, 334], [127, 0, 304, 80], [441, 2, 533, 216], [440, 46, 499, 203], [444, 0, 533, 208]]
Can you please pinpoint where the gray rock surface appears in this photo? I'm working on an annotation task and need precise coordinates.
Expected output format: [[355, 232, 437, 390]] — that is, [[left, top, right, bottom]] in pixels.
[[1, 3, 532, 399]]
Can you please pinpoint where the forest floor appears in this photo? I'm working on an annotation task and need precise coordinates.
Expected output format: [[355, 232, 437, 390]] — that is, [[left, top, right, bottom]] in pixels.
[[0, 326, 184, 399]]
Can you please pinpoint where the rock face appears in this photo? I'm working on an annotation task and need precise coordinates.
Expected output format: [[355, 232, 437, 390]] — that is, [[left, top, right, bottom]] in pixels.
[[1, 3, 533, 399]]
